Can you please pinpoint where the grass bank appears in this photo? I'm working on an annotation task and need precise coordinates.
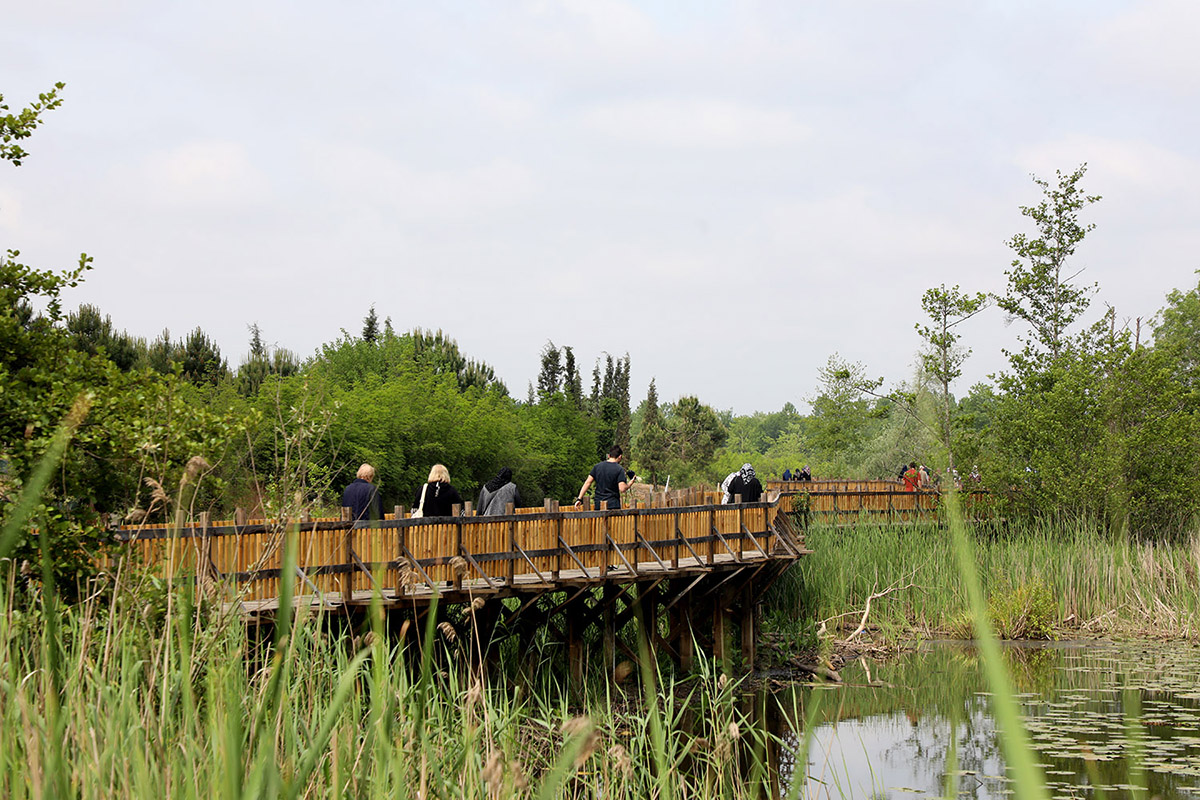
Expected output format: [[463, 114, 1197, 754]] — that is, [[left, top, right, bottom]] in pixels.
[[768, 520, 1200, 644], [0, 572, 790, 800]]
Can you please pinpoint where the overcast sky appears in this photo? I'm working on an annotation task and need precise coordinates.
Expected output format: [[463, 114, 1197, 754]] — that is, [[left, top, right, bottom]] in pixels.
[[3, 1, 1197, 414]]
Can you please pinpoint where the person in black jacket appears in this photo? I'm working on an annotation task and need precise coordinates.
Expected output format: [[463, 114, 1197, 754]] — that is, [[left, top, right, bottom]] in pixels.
[[413, 463, 465, 517], [726, 463, 763, 502], [342, 463, 382, 522]]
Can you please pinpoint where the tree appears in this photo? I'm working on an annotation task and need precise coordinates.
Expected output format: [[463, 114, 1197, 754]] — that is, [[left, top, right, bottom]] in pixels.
[[563, 346, 584, 410], [665, 395, 726, 477], [635, 379, 669, 485], [1, 83, 64, 166], [806, 354, 882, 474], [66, 303, 141, 370], [1152, 272, 1200, 387], [996, 164, 1101, 375], [536, 341, 562, 402], [179, 327, 229, 385], [915, 284, 988, 470], [361, 305, 379, 344]]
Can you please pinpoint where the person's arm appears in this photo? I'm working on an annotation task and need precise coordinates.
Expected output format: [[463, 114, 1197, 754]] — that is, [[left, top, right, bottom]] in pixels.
[[371, 486, 383, 519], [513, 485, 522, 507], [574, 475, 595, 506]]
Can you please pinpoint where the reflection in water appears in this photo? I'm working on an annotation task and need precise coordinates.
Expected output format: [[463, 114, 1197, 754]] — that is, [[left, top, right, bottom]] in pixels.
[[758, 640, 1200, 799]]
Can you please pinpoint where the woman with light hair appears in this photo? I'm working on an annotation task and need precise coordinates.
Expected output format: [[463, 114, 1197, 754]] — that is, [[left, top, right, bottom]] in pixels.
[[412, 463, 464, 517]]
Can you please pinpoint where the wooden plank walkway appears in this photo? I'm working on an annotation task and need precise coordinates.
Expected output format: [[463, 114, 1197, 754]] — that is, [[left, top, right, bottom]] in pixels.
[[108, 496, 807, 676]]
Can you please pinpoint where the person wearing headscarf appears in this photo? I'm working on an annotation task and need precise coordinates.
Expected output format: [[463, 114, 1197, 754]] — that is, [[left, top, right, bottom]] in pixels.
[[720, 468, 740, 504], [477, 467, 521, 516], [726, 463, 763, 503]]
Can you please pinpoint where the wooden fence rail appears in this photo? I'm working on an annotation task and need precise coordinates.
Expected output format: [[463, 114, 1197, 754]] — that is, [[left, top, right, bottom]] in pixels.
[[110, 498, 805, 616], [768, 484, 994, 524]]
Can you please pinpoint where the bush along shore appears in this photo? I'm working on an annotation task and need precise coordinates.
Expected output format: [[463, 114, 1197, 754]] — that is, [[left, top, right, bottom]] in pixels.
[[766, 519, 1200, 649]]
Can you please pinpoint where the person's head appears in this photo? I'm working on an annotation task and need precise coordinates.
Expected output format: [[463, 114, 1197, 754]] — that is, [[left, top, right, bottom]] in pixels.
[[356, 463, 376, 482], [427, 464, 450, 483], [607, 445, 623, 461]]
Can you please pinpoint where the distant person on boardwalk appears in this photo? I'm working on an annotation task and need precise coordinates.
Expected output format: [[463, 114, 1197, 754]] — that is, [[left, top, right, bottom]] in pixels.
[[903, 461, 920, 492], [413, 464, 464, 517], [478, 467, 521, 516], [726, 463, 762, 502], [575, 445, 636, 510], [720, 468, 740, 504], [343, 463, 382, 523], [798, 465, 812, 482], [782, 467, 792, 482]]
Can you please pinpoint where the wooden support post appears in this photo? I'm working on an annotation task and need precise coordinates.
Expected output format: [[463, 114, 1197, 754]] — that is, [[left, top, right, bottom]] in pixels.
[[340, 507, 353, 603], [637, 582, 657, 675], [234, 507, 248, 527], [567, 593, 585, 687], [712, 590, 729, 674], [676, 594, 694, 673], [603, 584, 616, 681], [740, 583, 756, 672]]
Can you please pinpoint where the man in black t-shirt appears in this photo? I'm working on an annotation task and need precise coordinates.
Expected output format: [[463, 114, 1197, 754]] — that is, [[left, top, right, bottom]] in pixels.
[[575, 445, 636, 510]]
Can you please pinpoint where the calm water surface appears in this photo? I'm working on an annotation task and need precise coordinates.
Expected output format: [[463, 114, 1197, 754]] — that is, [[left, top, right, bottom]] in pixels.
[[771, 640, 1200, 799]]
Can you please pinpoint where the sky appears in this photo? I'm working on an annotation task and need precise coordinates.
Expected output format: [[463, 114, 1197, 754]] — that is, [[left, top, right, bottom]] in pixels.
[[3, 1, 1198, 415]]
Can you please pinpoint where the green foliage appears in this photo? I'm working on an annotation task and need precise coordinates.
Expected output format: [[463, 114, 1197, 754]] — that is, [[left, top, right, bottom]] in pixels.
[[988, 579, 1057, 640], [661, 395, 726, 485], [633, 379, 669, 485], [0, 82, 64, 166], [916, 284, 988, 470], [805, 354, 883, 474], [66, 303, 143, 370], [997, 163, 1101, 371], [1152, 271, 1200, 387]]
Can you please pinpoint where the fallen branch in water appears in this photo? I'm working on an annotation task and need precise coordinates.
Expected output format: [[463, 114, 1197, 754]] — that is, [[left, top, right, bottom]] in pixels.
[[844, 571, 920, 643]]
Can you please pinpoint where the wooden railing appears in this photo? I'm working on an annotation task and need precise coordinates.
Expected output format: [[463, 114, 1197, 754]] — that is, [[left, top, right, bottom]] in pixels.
[[111, 498, 805, 611], [766, 481, 994, 524]]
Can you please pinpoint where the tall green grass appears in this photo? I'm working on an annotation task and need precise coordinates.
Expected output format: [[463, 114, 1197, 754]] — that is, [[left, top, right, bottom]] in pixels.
[[774, 518, 1200, 642], [0, 561, 791, 799]]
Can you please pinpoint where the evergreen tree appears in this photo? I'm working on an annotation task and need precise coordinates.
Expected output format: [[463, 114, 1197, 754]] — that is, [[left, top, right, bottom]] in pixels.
[[536, 341, 563, 403], [635, 378, 669, 485], [179, 327, 228, 385], [361, 305, 379, 344], [563, 346, 584, 410]]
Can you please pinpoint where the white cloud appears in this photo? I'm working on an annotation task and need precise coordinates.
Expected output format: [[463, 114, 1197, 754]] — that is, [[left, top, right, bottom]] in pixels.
[[580, 98, 811, 149], [132, 141, 270, 208], [1014, 135, 1200, 196], [1087, 0, 1200, 94], [308, 146, 539, 220]]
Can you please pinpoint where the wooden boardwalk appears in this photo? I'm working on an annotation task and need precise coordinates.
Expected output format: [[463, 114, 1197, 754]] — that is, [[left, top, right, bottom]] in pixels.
[[768, 480, 992, 524], [112, 496, 807, 676]]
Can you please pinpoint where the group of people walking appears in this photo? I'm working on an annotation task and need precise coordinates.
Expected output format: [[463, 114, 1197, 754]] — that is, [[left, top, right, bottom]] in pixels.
[[341, 446, 784, 522]]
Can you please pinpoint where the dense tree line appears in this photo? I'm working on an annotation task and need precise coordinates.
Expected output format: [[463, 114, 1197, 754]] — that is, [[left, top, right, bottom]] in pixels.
[[4, 86, 1200, 598]]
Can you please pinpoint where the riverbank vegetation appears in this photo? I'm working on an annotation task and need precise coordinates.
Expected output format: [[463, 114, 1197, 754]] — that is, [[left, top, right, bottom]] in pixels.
[[772, 521, 1200, 646], [0, 568, 791, 799]]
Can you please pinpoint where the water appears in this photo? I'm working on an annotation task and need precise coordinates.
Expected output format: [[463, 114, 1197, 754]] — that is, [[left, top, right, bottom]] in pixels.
[[767, 640, 1200, 799]]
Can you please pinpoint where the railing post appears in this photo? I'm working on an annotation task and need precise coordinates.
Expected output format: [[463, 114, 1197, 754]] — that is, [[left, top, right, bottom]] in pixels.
[[340, 507, 353, 604], [506, 503, 516, 586], [454, 512, 463, 591]]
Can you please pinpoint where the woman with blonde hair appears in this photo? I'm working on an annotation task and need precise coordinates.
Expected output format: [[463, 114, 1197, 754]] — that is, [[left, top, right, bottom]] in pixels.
[[412, 463, 464, 517]]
